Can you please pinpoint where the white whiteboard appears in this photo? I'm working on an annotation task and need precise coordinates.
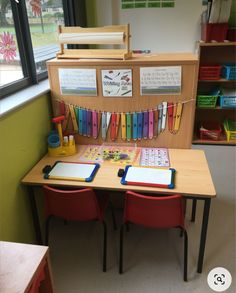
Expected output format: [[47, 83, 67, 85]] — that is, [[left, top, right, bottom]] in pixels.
[[125, 166, 173, 185], [47, 162, 98, 181]]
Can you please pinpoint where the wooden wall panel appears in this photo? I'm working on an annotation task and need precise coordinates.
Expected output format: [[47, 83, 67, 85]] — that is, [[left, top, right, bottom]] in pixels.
[[47, 54, 198, 148]]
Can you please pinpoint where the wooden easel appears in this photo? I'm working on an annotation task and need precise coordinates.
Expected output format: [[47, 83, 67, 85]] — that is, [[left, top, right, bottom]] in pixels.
[[57, 24, 132, 60]]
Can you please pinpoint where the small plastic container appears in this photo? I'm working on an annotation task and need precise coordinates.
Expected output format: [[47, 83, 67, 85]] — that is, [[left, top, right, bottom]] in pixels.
[[201, 23, 228, 42], [199, 121, 222, 141], [221, 64, 236, 80], [197, 95, 218, 108], [199, 65, 221, 80], [47, 134, 60, 148], [223, 119, 236, 141], [219, 96, 236, 108]]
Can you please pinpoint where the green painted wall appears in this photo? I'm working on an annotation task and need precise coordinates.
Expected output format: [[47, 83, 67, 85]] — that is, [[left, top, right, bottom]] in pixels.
[[0, 94, 52, 243]]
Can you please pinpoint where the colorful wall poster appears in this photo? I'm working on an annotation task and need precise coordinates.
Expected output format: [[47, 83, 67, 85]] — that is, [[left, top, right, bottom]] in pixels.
[[101, 69, 132, 97], [121, 0, 175, 9], [59, 68, 97, 96], [140, 66, 181, 95]]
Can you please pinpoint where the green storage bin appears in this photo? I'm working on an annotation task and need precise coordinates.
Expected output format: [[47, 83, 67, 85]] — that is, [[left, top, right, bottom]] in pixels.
[[197, 95, 218, 108]]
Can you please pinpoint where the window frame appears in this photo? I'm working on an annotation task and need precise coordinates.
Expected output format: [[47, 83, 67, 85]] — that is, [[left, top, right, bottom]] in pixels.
[[0, 0, 79, 99]]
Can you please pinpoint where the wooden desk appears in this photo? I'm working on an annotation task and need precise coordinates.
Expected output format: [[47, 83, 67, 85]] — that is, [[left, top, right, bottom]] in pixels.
[[22, 145, 216, 274], [0, 241, 54, 293]]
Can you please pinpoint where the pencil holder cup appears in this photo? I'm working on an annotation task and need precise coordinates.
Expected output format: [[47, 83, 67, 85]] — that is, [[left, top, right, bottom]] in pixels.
[[47, 134, 60, 148], [47, 134, 77, 157]]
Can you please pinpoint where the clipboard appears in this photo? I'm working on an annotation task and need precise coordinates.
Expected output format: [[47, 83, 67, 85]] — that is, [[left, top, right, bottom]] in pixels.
[[44, 161, 100, 182], [121, 165, 176, 189]]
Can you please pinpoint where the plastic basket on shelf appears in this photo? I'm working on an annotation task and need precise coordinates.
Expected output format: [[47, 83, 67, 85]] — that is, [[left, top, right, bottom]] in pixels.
[[223, 119, 236, 141], [219, 96, 236, 108], [199, 121, 222, 140], [221, 64, 236, 80], [199, 65, 221, 80], [201, 23, 228, 42], [197, 95, 218, 108], [219, 88, 236, 108]]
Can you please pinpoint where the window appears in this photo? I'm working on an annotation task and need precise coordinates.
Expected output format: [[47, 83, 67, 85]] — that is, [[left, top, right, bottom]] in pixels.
[[0, 0, 65, 98]]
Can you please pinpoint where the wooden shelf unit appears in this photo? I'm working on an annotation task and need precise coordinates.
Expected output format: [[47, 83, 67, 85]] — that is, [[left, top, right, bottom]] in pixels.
[[193, 42, 236, 146]]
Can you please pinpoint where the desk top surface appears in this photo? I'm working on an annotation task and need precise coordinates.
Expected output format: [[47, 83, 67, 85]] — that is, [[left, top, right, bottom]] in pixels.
[[0, 241, 48, 293], [22, 146, 216, 198]]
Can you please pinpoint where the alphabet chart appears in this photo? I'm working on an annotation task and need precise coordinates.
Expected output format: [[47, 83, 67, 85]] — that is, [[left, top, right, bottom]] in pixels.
[[59, 68, 97, 96], [140, 66, 181, 95], [139, 147, 170, 167]]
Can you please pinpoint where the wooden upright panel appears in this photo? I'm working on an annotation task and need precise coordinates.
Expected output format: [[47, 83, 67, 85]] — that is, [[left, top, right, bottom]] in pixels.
[[47, 53, 198, 148]]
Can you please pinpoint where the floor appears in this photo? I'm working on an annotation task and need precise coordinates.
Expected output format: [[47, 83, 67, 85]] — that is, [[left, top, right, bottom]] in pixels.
[[49, 145, 236, 293]]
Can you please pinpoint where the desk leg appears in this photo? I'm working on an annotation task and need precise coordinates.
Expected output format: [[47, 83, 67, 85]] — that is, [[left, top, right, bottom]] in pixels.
[[191, 199, 197, 222], [27, 186, 43, 245], [197, 198, 211, 273]]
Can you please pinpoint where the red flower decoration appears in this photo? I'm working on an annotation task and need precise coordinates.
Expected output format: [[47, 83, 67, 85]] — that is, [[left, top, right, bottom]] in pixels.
[[30, 0, 42, 17], [0, 32, 17, 61]]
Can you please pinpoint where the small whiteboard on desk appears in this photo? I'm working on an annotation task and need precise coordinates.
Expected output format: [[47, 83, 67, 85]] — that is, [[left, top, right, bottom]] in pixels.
[[121, 166, 175, 189], [44, 161, 100, 182]]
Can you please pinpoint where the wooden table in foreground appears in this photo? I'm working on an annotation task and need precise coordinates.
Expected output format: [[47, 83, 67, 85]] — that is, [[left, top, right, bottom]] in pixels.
[[0, 241, 54, 293], [22, 145, 216, 274]]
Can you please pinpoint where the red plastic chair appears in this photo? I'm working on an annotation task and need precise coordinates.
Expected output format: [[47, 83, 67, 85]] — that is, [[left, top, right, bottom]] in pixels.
[[119, 191, 188, 281], [43, 185, 116, 272]]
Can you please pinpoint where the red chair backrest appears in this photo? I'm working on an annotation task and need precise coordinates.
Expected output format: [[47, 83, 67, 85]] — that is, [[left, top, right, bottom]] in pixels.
[[124, 191, 185, 229], [43, 186, 102, 221]]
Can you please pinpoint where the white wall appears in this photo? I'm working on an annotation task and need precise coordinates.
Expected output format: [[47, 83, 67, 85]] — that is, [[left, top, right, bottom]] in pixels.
[[95, 0, 205, 53]]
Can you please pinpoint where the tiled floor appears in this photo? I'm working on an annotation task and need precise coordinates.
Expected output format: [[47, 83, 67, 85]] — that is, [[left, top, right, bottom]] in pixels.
[[49, 145, 236, 293]]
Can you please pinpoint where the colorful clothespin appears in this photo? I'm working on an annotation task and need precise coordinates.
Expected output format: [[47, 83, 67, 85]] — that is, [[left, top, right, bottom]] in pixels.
[[167, 102, 174, 132], [78, 108, 83, 135], [172, 103, 177, 132], [97, 112, 102, 138], [157, 104, 162, 135], [82, 109, 87, 136], [126, 113, 132, 141], [62, 103, 70, 133], [137, 112, 143, 140], [161, 102, 167, 132], [111, 113, 117, 141], [87, 110, 92, 137], [115, 113, 120, 138], [101, 112, 107, 140], [132, 112, 138, 141], [153, 109, 159, 138], [121, 113, 126, 140], [143, 111, 149, 139], [173, 102, 183, 133], [69, 104, 78, 132], [92, 110, 98, 139], [148, 110, 154, 139]]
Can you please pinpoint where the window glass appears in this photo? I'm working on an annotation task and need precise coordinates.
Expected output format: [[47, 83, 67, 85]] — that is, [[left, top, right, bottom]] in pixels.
[[26, 0, 64, 74], [0, 1, 24, 87]]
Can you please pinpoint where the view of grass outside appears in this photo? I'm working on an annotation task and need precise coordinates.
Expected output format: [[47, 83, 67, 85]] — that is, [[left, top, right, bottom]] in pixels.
[[0, 0, 64, 87], [0, 23, 58, 47]]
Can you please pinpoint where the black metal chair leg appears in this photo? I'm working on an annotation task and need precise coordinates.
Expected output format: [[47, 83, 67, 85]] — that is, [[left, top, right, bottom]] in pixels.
[[102, 221, 107, 272], [191, 199, 197, 222], [45, 215, 53, 245], [183, 229, 188, 282], [119, 224, 124, 274]]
